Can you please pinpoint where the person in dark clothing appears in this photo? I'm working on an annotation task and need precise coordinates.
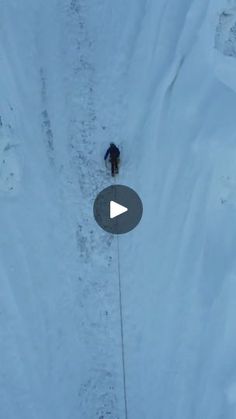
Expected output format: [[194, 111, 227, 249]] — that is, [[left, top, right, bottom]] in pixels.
[[104, 143, 120, 176]]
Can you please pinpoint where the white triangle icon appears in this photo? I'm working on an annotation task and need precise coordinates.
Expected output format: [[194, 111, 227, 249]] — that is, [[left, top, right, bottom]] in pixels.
[[110, 200, 128, 219]]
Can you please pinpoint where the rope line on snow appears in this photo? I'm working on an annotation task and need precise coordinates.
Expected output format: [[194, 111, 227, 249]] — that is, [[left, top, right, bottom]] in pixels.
[[113, 178, 128, 419], [116, 234, 128, 419]]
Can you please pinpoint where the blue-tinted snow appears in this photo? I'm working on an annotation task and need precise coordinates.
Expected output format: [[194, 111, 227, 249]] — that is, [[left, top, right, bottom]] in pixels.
[[1, 0, 236, 418]]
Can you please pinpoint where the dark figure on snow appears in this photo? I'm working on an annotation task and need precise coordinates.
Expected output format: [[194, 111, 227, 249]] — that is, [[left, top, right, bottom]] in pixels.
[[104, 143, 120, 177]]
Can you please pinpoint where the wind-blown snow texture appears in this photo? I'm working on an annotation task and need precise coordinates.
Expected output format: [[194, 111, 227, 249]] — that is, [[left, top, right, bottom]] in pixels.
[[1, 0, 236, 418]]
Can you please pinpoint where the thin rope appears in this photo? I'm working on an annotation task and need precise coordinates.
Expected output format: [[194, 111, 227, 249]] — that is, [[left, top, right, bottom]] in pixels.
[[113, 174, 128, 419], [116, 234, 128, 419]]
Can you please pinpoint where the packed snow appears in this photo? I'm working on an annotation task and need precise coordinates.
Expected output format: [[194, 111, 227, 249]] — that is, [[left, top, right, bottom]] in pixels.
[[1, 0, 236, 418]]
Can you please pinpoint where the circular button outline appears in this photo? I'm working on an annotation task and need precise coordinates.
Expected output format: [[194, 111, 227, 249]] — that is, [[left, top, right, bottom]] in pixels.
[[93, 184, 143, 235]]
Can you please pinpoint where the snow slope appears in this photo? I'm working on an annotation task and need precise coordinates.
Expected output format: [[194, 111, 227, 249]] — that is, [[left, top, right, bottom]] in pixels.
[[1, 0, 236, 418]]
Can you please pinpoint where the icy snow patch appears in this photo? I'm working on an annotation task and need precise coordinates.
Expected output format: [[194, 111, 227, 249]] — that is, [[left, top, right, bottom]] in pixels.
[[0, 135, 21, 196], [212, 1, 236, 92], [215, 7, 236, 57], [201, 0, 236, 92]]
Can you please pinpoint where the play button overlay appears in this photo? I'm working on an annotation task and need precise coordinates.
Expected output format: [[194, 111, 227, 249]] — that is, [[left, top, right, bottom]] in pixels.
[[93, 185, 143, 234], [110, 201, 128, 219]]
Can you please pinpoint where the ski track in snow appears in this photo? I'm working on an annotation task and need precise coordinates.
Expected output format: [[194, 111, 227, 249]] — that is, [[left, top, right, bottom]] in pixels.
[[1, 1, 236, 419]]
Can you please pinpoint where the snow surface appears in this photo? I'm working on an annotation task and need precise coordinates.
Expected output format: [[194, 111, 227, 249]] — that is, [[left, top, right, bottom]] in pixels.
[[1, 0, 236, 418]]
